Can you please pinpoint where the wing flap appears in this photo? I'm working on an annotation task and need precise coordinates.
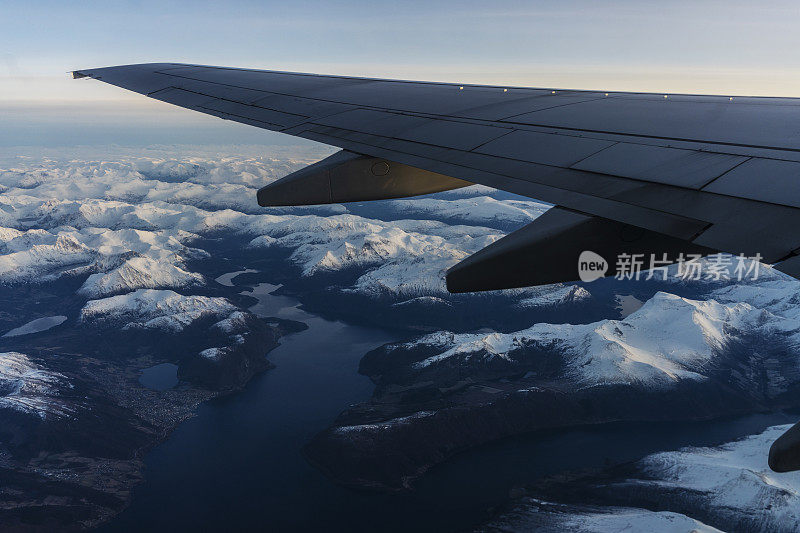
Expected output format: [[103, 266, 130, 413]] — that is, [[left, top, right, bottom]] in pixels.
[[200, 99, 308, 129], [573, 143, 749, 188], [703, 158, 800, 208], [473, 129, 614, 167]]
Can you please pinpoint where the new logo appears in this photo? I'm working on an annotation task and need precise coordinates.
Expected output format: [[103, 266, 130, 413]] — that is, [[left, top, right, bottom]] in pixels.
[[578, 250, 608, 282]]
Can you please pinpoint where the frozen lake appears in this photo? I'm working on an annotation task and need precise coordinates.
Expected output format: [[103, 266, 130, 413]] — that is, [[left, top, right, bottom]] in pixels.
[[3, 315, 67, 337]]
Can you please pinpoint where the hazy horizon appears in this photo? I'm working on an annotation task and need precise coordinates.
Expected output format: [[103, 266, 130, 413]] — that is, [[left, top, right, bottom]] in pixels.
[[3, 0, 800, 147]]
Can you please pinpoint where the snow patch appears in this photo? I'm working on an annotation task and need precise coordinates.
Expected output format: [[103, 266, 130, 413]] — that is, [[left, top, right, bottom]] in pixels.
[[199, 347, 225, 361], [0, 352, 72, 419], [516, 285, 592, 308]]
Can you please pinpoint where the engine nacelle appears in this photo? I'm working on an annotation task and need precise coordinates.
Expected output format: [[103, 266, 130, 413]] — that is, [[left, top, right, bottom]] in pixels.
[[257, 150, 471, 207]]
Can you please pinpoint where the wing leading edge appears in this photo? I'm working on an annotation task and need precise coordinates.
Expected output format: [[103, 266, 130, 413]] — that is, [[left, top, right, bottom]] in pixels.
[[73, 63, 800, 289]]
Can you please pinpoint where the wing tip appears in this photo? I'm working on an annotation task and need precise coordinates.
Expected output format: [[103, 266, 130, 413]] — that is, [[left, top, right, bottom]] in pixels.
[[70, 63, 190, 80]]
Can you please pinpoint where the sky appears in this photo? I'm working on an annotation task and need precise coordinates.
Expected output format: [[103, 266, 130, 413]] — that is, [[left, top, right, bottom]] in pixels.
[[2, 0, 800, 147]]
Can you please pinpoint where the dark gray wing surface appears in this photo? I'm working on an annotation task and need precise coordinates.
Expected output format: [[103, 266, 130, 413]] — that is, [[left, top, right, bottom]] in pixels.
[[73, 63, 800, 288]]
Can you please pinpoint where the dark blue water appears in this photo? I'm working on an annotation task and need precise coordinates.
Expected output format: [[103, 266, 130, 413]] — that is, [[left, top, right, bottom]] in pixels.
[[105, 279, 794, 532], [139, 363, 179, 391]]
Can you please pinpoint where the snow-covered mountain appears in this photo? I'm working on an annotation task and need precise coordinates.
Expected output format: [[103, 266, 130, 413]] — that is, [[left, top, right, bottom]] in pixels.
[[482, 424, 800, 533], [79, 289, 236, 332], [0, 154, 569, 301], [638, 424, 800, 530], [478, 500, 722, 533], [307, 271, 800, 493], [377, 196, 550, 229], [78, 255, 205, 298], [386, 287, 800, 387]]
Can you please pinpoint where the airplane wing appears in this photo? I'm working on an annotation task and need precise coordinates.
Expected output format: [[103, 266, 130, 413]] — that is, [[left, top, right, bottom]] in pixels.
[[73, 63, 800, 291]]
